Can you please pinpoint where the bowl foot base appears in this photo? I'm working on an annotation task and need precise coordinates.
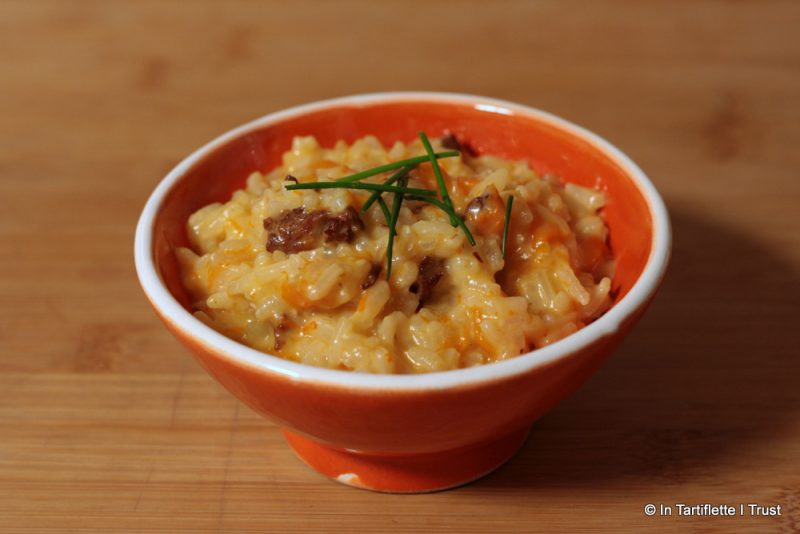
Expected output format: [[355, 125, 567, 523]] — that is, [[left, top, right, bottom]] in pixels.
[[282, 427, 530, 493]]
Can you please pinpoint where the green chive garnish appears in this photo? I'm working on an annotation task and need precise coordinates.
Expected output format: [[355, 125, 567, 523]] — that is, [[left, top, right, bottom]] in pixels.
[[376, 196, 393, 229], [335, 152, 459, 183], [386, 176, 407, 279], [418, 132, 458, 227], [285, 181, 437, 196], [502, 195, 514, 258], [407, 195, 476, 246], [281, 133, 480, 275], [361, 164, 418, 213]]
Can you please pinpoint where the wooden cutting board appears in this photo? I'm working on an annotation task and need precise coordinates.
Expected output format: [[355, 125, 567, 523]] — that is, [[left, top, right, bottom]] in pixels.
[[1, 1, 798, 532]]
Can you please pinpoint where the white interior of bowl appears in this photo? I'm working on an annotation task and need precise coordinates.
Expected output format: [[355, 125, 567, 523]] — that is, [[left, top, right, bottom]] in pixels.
[[134, 92, 671, 391]]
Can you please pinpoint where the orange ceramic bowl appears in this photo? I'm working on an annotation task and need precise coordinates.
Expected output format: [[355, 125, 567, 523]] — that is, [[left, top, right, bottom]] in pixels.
[[135, 93, 670, 493]]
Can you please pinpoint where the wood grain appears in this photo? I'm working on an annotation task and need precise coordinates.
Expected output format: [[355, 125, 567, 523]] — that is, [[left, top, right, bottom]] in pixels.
[[1, 1, 798, 532]]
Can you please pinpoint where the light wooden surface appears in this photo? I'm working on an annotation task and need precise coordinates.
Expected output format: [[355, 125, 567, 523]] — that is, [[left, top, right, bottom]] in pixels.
[[1, 1, 799, 532]]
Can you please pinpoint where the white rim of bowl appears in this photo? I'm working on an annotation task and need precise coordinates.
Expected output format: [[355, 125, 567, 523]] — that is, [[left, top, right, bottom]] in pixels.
[[134, 92, 671, 391]]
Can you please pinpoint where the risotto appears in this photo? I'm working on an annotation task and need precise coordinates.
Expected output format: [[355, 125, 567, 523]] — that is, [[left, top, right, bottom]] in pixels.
[[177, 134, 614, 374]]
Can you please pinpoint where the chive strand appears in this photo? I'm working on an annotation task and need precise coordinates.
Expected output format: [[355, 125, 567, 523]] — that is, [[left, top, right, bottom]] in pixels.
[[418, 132, 458, 227], [386, 176, 407, 279], [335, 152, 459, 183], [361, 163, 418, 213], [285, 181, 436, 196], [502, 195, 514, 258], [407, 195, 476, 246], [376, 196, 393, 229], [282, 134, 480, 277]]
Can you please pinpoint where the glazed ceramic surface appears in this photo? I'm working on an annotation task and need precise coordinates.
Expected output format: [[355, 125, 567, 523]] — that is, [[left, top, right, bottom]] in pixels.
[[135, 93, 671, 492]]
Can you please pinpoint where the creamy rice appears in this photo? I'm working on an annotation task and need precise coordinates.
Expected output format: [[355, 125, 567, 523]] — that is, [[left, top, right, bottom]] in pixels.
[[177, 135, 613, 373]]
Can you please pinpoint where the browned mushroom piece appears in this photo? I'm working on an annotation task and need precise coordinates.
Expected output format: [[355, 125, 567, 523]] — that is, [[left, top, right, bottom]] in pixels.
[[441, 132, 478, 157], [274, 314, 294, 351], [409, 256, 446, 311], [361, 263, 383, 290], [263, 206, 364, 254], [464, 185, 505, 236], [322, 206, 364, 243]]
